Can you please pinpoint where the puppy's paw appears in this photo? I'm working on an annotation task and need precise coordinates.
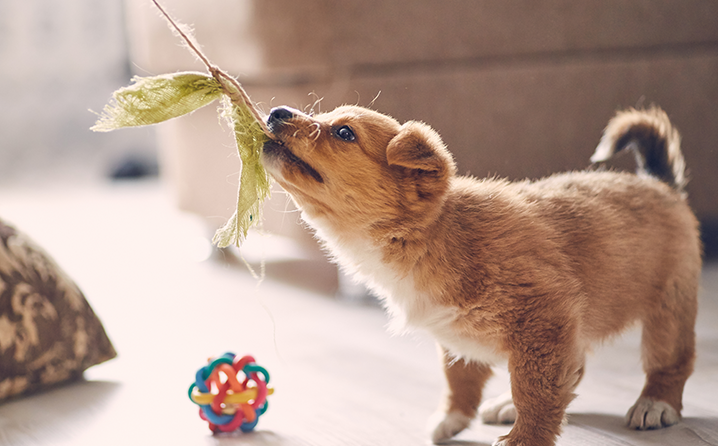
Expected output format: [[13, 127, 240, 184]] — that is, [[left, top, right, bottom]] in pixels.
[[430, 410, 472, 444], [626, 397, 680, 430], [479, 391, 516, 425]]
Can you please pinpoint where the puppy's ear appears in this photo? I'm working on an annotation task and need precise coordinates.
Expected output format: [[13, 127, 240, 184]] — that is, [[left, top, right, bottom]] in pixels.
[[386, 121, 456, 175]]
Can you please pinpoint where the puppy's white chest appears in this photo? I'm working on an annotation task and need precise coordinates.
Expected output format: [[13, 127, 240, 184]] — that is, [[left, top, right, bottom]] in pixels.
[[311, 223, 505, 365], [384, 277, 507, 365]]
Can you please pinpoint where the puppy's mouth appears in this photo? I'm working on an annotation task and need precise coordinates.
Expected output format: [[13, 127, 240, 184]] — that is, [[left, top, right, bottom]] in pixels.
[[263, 140, 324, 184]]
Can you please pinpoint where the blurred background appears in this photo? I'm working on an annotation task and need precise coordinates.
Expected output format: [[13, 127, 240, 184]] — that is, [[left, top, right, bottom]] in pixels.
[[1, 2, 717, 445], [1, 0, 717, 277], [0, 0, 156, 185]]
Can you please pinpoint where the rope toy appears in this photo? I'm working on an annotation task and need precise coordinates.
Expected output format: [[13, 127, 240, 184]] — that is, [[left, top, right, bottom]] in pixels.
[[91, 0, 273, 248], [188, 352, 274, 433]]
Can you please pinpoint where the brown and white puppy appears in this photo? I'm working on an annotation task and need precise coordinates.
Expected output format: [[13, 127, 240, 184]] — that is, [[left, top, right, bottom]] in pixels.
[[261, 105, 701, 446]]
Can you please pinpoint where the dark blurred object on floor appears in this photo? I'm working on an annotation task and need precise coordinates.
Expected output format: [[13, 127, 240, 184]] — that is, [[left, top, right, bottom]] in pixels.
[[108, 156, 159, 180]]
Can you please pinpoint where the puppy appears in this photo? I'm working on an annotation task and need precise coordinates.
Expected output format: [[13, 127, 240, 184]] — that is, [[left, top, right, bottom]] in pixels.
[[261, 105, 701, 446]]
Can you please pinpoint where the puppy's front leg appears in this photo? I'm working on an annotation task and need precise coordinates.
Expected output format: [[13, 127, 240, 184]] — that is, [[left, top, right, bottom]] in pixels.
[[431, 346, 492, 444], [495, 329, 582, 446]]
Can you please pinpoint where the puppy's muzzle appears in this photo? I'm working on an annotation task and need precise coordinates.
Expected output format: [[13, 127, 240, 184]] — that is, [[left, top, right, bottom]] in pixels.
[[267, 106, 295, 133], [263, 106, 324, 184]]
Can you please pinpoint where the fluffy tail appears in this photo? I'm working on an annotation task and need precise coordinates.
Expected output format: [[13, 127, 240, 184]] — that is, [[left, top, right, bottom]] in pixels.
[[591, 107, 686, 192]]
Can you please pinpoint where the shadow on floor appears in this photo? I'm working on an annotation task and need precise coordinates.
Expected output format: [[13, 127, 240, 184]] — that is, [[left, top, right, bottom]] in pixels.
[[0, 380, 121, 444], [568, 412, 718, 445]]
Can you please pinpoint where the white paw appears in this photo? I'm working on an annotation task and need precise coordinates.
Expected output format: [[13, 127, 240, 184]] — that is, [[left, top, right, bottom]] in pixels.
[[479, 391, 516, 424], [430, 410, 472, 444], [626, 397, 680, 430]]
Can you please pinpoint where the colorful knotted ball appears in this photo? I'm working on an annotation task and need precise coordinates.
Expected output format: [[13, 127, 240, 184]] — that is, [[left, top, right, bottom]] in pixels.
[[188, 352, 273, 433]]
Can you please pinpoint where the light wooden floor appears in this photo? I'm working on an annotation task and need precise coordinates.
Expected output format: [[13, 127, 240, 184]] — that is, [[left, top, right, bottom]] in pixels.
[[0, 180, 716, 446]]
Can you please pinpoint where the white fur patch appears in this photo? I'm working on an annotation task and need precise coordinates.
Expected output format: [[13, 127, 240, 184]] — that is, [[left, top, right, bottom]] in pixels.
[[625, 397, 680, 430], [307, 214, 507, 364], [432, 325, 507, 366], [479, 391, 517, 424], [430, 410, 473, 444]]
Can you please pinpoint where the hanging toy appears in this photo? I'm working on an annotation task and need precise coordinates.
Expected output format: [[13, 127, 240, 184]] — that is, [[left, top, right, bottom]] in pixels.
[[188, 352, 274, 433], [91, 0, 272, 248]]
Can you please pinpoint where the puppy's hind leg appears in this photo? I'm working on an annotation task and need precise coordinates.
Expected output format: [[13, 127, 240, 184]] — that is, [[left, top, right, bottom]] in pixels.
[[431, 347, 492, 444], [626, 267, 700, 430], [627, 275, 698, 430]]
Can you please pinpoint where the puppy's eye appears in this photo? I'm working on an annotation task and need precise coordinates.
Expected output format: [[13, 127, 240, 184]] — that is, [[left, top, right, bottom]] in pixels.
[[334, 125, 356, 142]]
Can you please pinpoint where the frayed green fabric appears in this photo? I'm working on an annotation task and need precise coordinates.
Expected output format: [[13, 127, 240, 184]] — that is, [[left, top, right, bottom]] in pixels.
[[92, 71, 271, 248], [212, 95, 271, 247], [91, 72, 223, 131]]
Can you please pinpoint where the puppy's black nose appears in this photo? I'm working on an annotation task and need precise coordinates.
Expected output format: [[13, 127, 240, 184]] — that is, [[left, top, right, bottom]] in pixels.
[[268, 107, 294, 128]]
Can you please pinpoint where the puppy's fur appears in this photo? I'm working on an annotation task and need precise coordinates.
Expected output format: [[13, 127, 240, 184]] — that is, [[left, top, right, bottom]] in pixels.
[[261, 105, 700, 446]]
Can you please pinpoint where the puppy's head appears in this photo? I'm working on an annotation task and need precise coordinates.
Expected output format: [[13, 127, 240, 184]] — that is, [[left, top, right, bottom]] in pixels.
[[262, 105, 456, 235]]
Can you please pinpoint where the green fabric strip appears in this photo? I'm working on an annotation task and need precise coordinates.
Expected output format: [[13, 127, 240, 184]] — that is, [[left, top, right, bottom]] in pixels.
[[91, 72, 223, 131], [212, 95, 271, 247], [92, 71, 271, 248]]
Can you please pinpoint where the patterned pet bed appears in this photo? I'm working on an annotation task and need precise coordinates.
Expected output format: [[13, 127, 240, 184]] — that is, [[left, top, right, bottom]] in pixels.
[[0, 219, 116, 401]]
